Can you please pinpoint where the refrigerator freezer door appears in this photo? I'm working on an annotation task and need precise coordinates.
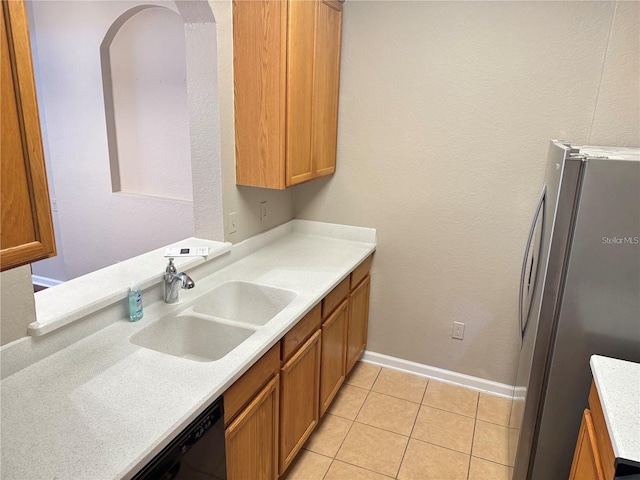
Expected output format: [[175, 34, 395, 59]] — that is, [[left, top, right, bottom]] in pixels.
[[530, 157, 640, 480], [511, 141, 584, 479]]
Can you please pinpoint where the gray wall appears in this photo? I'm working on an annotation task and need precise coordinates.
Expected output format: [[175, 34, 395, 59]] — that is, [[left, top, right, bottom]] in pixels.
[[292, 1, 639, 384]]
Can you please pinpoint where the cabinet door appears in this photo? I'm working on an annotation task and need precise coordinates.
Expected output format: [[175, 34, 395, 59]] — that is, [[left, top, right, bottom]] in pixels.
[[280, 329, 321, 474], [346, 275, 370, 374], [285, 0, 316, 186], [1, 0, 55, 271], [568, 409, 605, 480], [226, 375, 280, 480], [232, 0, 287, 189], [312, 0, 342, 178], [320, 299, 347, 416]]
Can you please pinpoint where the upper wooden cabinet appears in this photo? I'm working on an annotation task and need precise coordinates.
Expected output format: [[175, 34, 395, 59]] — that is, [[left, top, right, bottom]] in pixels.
[[233, 0, 343, 189], [1, 0, 55, 271]]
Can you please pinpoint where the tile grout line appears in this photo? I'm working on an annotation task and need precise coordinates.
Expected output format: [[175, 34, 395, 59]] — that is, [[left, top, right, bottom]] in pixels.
[[305, 364, 514, 479], [467, 392, 481, 480], [394, 379, 429, 479], [320, 457, 334, 480], [326, 364, 382, 477], [331, 458, 397, 479]]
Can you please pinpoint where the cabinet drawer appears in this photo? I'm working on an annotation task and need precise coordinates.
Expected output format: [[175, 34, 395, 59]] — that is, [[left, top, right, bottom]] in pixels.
[[322, 277, 349, 319], [224, 341, 280, 425], [282, 304, 322, 362], [350, 255, 372, 290], [588, 382, 615, 479]]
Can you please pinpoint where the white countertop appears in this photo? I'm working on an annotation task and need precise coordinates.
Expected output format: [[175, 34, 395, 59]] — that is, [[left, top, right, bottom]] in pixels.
[[590, 355, 640, 467], [0, 220, 376, 480]]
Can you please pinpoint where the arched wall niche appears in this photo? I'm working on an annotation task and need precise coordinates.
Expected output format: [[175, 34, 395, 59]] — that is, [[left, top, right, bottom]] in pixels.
[[101, 5, 193, 201], [30, 0, 223, 284]]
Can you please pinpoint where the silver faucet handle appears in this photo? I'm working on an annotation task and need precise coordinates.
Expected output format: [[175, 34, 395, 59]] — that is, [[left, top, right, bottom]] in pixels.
[[166, 258, 177, 275]]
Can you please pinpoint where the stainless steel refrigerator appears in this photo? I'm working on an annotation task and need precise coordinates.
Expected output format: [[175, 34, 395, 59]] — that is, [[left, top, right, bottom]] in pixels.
[[510, 140, 640, 480]]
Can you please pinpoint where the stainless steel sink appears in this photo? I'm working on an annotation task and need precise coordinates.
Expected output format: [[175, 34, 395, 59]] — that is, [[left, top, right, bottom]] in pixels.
[[192, 281, 297, 327], [130, 314, 256, 362]]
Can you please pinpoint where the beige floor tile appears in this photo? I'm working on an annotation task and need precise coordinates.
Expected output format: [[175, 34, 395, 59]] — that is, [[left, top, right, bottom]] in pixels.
[[282, 449, 332, 480], [371, 368, 428, 403], [324, 460, 394, 480], [468, 456, 511, 480], [411, 405, 475, 454], [477, 393, 512, 426], [509, 397, 525, 429], [398, 438, 469, 480], [356, 392, 419, 435], [304, 414, 353, 457], [335, 422, 408, 477], [508, 427, 519, 467], [327, 384, 369, 420], [472, 420, 512, 466], [422, 380, 479, 417], [345, 362, 381, 390]]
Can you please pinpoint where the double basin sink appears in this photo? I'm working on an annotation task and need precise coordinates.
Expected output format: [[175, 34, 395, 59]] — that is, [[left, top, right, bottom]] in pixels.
[[130, 281, 297, 362]]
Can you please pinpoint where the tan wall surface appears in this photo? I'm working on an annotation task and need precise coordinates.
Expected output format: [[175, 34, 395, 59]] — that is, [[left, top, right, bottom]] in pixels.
[[292, 1, 640, 384], [211, 0, 294, 243]]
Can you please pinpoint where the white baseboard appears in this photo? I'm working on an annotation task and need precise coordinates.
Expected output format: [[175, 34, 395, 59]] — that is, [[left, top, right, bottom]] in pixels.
[[31, 275, 64, 288], [361, 350, 515, 399]]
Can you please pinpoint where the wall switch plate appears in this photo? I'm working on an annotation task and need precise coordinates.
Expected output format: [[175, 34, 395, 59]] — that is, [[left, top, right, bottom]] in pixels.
[[260, 201, 267, 222], [228, 212, 237, 234], [452, 321, 465, 340]]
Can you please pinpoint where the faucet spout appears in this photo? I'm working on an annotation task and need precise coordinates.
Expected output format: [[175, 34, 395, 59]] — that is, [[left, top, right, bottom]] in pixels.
[[177, 272, 195, 290], [164, 258, 195, 304]]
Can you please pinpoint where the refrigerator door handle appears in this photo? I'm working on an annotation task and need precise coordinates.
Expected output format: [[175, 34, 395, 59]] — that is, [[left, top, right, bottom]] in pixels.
[[519, 186, 546, 339]]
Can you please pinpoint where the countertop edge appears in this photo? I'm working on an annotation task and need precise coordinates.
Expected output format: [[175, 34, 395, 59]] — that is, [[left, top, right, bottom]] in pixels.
[[590, 354, 640, 466]]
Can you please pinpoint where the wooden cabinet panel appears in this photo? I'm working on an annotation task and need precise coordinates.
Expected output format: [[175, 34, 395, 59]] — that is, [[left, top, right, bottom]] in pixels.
[[224, 342, 281, 426], [233, 0, 343, 189], [285, 0, 316, 186], [232, 0, 287, 189], [282, 303, 321, 362], [588, 381, 616, 479], [311, 0, 342, 178], [279, 329, 321, 475], [350, 254, 373, 290], [569, 409, 605, 480], [226, 375, 280, 480], [320, 299, 347, 416], [322, 277, 349, 319], [346, 275, 370, 374], [1, 0, 55, 271]]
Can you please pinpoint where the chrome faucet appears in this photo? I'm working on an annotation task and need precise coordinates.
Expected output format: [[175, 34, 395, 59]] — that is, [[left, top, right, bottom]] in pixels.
[[164, 258, 195, 304]]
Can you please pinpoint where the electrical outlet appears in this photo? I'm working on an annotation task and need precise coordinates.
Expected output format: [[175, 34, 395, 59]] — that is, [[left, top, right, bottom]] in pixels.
[[452, 321, 465, 340], [228, 212, 237, 234], [260, 201, 267, 222]]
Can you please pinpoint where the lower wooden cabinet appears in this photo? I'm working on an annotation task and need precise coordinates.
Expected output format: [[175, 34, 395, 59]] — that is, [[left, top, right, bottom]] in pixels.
[[223, 256, 373, 478], [569, 381, 619, 480], [226, 375, 280, 480], [346, 275, 371, 374], [320, 299, 347, 416], [279, 329, 321, 475], [569, 409, 605, 480]]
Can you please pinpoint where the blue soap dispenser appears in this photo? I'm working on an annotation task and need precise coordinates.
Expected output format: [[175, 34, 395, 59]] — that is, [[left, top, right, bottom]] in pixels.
[[128, 281, 143, 322]]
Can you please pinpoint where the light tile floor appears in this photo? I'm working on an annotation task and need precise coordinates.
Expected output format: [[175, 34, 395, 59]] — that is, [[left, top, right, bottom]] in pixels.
[[284, 362, 515, 480]]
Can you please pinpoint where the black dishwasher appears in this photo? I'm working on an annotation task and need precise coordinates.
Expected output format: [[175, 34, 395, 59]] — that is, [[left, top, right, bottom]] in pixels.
[[132, 396, 226, 480]]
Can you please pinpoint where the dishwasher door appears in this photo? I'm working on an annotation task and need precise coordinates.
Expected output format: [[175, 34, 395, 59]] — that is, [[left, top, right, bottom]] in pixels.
[[132, 396, 226, 480]]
